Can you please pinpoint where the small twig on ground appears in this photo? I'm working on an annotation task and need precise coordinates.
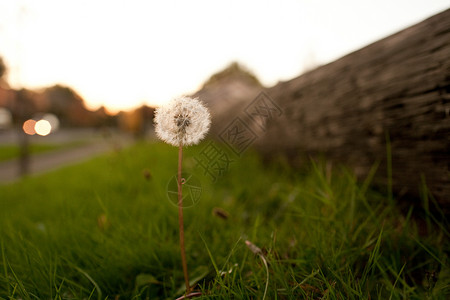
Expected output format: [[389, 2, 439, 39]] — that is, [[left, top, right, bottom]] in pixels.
[[245, 240, 269, 300]]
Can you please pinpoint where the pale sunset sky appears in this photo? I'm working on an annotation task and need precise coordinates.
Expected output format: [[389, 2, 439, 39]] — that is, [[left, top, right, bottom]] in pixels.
[[0, 0, 448, 112]]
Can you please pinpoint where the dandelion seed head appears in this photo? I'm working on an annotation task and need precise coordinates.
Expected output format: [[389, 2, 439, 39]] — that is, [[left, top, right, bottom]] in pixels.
[[154, 96, 211, 146]]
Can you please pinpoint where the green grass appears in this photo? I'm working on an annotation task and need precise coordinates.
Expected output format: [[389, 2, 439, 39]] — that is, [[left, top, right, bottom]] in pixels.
[[0, 142, 86, 162], [0, 141, 448, 299]]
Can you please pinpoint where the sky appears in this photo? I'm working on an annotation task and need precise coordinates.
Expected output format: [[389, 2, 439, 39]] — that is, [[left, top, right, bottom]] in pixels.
[[0, 0, 449, 112]]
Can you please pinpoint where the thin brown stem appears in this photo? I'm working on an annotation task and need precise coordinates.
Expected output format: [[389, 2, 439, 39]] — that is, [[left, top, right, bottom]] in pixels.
[[178, 144, 190, 293]]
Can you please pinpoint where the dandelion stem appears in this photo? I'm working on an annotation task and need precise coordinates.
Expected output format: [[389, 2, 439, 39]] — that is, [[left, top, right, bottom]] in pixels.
[[178, 144, 190, 293]]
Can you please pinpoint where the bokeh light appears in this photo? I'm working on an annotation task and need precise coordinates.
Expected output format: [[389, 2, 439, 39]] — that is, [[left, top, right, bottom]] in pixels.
[[23, 119, 37, 135], [34, 119, 52, 136], [0, 108, 12, 129]]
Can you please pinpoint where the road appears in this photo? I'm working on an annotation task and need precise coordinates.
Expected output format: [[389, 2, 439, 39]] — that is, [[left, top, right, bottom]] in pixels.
[[0, 128, 133, 184]]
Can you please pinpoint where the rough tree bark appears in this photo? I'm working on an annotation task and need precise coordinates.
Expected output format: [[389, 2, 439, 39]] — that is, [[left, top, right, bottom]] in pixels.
[[256, 9, 450, 208]]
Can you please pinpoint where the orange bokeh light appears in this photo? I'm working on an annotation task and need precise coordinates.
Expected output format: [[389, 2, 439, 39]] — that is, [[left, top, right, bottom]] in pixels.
[[23, 119, 36, 135]]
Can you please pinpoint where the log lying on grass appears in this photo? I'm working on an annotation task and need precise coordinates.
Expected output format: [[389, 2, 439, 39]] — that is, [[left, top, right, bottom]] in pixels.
[[256, 9, 450, 208]]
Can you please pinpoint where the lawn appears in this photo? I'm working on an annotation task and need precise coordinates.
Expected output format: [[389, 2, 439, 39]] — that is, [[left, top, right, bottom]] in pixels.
[[0, 141, 448, 299]]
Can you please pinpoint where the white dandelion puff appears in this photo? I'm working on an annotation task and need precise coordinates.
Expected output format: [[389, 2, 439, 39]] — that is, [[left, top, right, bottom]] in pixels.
[[154, 96, 211, 146]]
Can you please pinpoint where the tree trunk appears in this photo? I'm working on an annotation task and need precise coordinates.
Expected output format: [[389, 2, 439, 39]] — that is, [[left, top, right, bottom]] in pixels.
[[257, 9, 450, 208]]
